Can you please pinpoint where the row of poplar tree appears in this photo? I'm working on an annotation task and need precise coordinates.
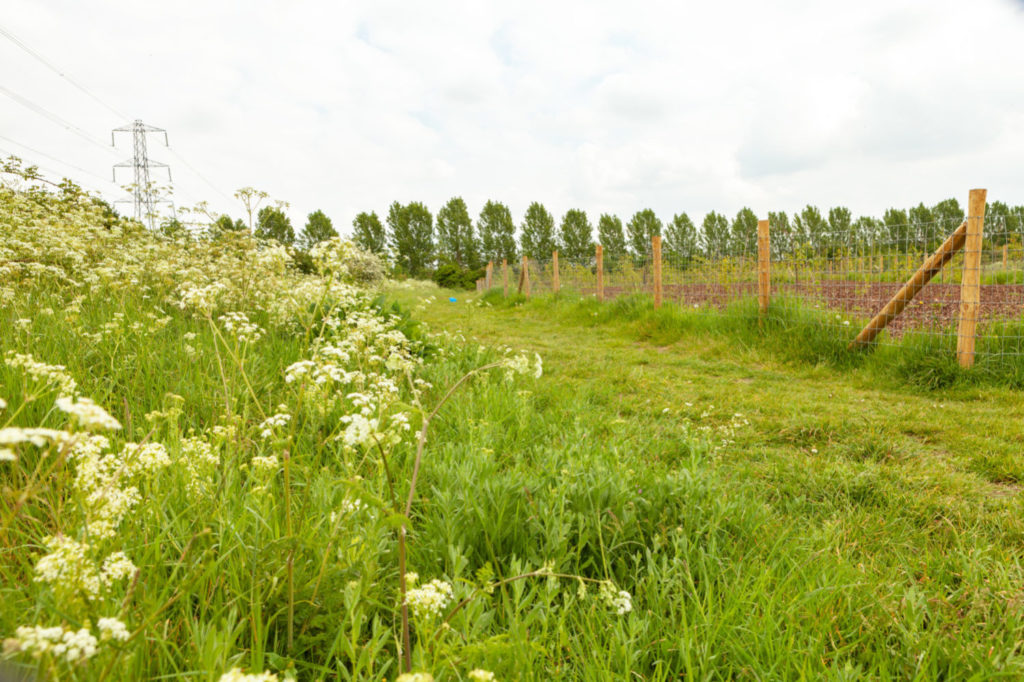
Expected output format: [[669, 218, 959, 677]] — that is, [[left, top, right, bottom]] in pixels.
[[348, 197, 1024, 277]]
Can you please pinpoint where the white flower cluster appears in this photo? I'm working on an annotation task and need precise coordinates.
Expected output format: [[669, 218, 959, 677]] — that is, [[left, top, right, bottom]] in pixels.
[[177, 282, 226, 316], [96, 617, 130, 642], [257, 411, 291, 439], [405, 578, 454, 620], [498, 351, 543, 381], [218, 668, 279, 682], [598, 582, 633, 616], [13, 625, 98, 663], [250, 454, 279, 474], [4, 351, 78, 396], [0, 426, 73, 462], [177, 436, 220, 496], [56, 396, 122, 431], [33, 536, 136, 600], [468, 670, 497, 682], [219, 311, 265, 344], [396, 673, 435, 682]]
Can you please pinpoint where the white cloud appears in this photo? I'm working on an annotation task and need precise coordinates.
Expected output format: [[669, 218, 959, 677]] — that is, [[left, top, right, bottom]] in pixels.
[[1, 0, 1023, 238]]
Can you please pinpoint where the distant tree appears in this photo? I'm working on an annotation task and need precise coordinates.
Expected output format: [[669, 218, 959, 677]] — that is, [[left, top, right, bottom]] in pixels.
[[883, 207, 910, 246], [730, 207, 758, 255], [559, 209, 593, 261], [387, 201, 434, 276], [852, 216, 882, 246], [626, 209, 662, 257], [827, 206, 852, 252], [767, 211, 791, 258], [700, 211, 730, 257], [931, 198, 964, 234], [436, 197, 479, 267], [907, 202, 936, 246], [353, 211, 386, 254], [255, 204, 294, 245], [597, 213, 627, 265], [212, 214, 246, 234], [478, 200, 516, 263], [986, 200, 1012, 245], [159, 216, 188, 239], [520, 202, 556, 260], [664, 213, 698, 263], [300, 209, 337, 249], [793, 205, 827, 252]]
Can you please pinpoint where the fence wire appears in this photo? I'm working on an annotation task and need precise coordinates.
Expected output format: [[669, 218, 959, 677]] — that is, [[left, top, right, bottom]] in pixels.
[[477, 214, 1024, 360]]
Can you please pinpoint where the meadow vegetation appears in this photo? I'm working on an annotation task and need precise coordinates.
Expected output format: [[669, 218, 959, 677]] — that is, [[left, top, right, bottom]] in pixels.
[[4, 164, 1024, 680]]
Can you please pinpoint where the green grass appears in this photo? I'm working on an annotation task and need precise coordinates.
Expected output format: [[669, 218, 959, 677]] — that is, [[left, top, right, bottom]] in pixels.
[[388, 283, 1024, 677], [6, 264, 1024, 678]]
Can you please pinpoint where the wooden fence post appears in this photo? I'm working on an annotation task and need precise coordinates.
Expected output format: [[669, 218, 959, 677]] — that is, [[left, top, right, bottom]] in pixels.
[[552, 250, 560, 294], [758, 219, 770, 316], [849, 220, 969, 348], [957, 188, 987, 368], [596, 244, 604, 302], [521, 255, 531, 299], [652, 235, 662, 309], [486, 261, 493, 289], [502, 258, 508, 297]]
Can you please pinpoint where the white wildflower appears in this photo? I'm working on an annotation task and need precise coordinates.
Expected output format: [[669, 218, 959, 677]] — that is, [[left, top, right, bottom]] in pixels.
[[405, 579, 453, 619], [396, 673, 434, 682], [599, 582, 633, 615], [218, 668, 279, 682], [468, 670, 497, 682], [250, 454, 279, 474], [100, 551, 137, 584], [97, 617, 130, 642], [257, 412, 290, 439], [56, 396, 122, 431]]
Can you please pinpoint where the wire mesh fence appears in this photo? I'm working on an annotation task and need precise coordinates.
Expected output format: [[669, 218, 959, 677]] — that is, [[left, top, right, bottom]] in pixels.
[[477, 198, 1024, 364]]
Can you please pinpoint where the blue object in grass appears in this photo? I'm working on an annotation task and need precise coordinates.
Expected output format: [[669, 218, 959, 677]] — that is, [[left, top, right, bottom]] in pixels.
[[449, 297, 457, 302]]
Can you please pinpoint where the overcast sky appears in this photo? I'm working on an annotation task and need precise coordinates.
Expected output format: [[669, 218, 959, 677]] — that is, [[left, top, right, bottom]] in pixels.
[[2, 0, 1023, 236]]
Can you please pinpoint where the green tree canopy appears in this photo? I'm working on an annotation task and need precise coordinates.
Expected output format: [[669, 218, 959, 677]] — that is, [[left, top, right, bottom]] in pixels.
[[387, 201, 434, 276], [353, 211, 386, 254], [767, 211, 791, 258], [478, 201, 517, 263], [793, 205, 827, 252], [597, 213, 627, 265], [883, 207, 910, 246], [700, 211, 730, 257], [730, 207, 758, 255], [827, 206, 852, 251], [931, 198, 964, 234], [559, 209, 593, 262], [436, 197, 479, 267], [255, 205, 294, 245], [300, 209, 337, 250], [212, 214, 246, 235], [664, 213, 698, 263], [986, 200, 1012, 245], [626, 209, 662, 257], [520, 202, 556, 260]]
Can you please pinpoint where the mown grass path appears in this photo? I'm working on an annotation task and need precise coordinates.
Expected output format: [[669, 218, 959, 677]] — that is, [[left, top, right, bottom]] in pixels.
[[402, 288, 1024, 500]]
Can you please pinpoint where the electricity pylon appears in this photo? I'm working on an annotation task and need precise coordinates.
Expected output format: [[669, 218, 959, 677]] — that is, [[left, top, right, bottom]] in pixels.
[[112, 120, 172, 229]]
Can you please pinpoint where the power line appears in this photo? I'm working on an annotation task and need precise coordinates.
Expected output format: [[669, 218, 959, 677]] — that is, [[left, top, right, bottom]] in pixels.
[[0, 145, 118, 197], [0, 22, 128, 121], [166, 145, 234, 203], [0, 84, 118, 156], [0, 133, 118, 186]]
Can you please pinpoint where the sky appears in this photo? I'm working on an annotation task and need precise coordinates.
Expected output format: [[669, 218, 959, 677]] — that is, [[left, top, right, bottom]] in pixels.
[[2, 0, 1023, 237]]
